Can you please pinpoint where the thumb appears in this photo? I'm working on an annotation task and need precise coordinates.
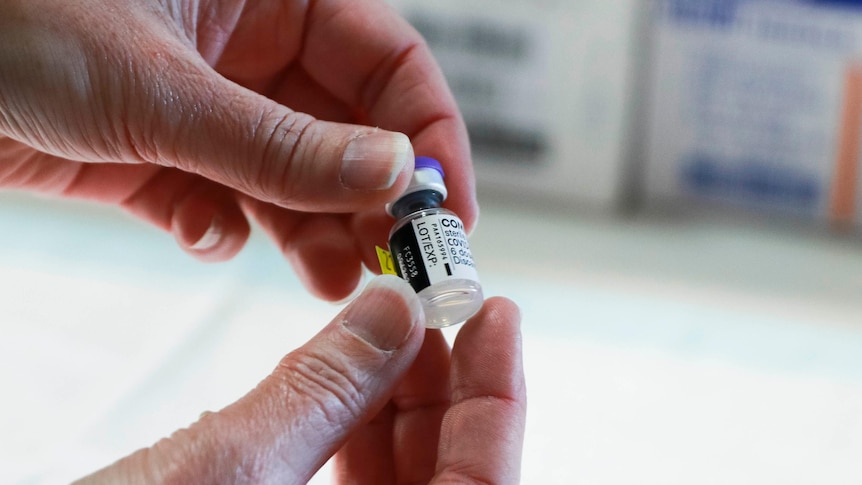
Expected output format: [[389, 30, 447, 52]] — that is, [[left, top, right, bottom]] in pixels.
[[145, 56, 414, 212], [76, 275, 425, 484]]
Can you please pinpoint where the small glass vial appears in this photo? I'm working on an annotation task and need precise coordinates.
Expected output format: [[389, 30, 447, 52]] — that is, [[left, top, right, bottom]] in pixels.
[[386, 157, 484, 328]]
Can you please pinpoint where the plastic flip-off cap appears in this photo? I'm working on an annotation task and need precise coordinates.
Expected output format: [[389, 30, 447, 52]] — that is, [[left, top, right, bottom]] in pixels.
[[385, 156, 448, 215], [412, 157, 446, 197], [415, 156, 445, 178]]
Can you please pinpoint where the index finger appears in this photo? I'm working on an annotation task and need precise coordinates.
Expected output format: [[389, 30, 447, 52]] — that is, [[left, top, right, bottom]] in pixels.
[[434, 297, 526, 484], [301, 0, 477, 230]]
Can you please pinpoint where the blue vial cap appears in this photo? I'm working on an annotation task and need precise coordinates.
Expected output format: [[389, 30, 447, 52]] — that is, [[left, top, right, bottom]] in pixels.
[[415, 156, 445, 178], [385, 155, 448, 216]]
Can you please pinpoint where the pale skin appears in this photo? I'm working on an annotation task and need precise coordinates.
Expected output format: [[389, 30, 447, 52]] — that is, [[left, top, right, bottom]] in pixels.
[[0, 0, 525, 483]]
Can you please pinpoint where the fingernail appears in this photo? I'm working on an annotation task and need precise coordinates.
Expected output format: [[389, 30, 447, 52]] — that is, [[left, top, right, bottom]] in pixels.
[[341, 131, 413, 190], [190, 216, 223, 251], [342, 275, 422, 351]]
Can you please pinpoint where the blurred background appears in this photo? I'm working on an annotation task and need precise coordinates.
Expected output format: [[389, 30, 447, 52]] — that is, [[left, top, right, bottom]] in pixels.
[[4, 0, 862, 483]]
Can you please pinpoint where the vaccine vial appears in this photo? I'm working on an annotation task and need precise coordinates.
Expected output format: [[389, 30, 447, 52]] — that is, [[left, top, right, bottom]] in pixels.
[[386, 156, 484, 328]]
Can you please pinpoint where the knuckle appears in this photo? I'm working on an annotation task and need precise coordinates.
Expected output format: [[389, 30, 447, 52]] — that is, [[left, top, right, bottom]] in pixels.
[[252, 109, 316, 206], [275, 349, 367, 427]]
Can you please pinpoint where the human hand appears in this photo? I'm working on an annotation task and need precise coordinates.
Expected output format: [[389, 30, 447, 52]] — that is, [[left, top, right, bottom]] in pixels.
[[75, 276, 525, 484], [0, 0, 476, 300]]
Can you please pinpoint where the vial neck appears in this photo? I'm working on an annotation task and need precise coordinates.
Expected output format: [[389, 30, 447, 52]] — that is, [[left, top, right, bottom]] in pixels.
[[390, 189, 444, 219]]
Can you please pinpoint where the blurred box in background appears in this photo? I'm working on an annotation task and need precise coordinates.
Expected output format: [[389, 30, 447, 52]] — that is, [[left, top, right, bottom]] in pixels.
[[385, 0, 643, 209], [642, 0, 862, 229]]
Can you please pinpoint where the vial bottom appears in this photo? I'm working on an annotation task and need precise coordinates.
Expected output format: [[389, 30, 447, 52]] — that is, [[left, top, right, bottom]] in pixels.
[[417, 279, 484, 328]]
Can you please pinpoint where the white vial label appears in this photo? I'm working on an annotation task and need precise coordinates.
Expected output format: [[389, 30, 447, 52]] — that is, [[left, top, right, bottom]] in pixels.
[[389, 213, 479, 293]]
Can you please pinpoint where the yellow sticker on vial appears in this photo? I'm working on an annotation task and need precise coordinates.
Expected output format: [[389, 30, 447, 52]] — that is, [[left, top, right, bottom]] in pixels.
[[376, 246, 397, 276]]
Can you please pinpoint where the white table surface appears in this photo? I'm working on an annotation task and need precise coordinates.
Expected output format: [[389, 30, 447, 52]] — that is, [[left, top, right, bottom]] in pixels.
[[2, 192, 862, 484]]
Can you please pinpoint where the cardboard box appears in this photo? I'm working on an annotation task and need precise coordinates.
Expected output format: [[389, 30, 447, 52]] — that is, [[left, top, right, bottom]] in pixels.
[[643, 0, 862, 228], [386, 0, 643, 208]]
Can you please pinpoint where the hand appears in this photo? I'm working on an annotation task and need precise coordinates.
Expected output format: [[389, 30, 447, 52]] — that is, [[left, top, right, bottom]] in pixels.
[[75, 276, 525, 484], [0, 0, 477, 300]]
